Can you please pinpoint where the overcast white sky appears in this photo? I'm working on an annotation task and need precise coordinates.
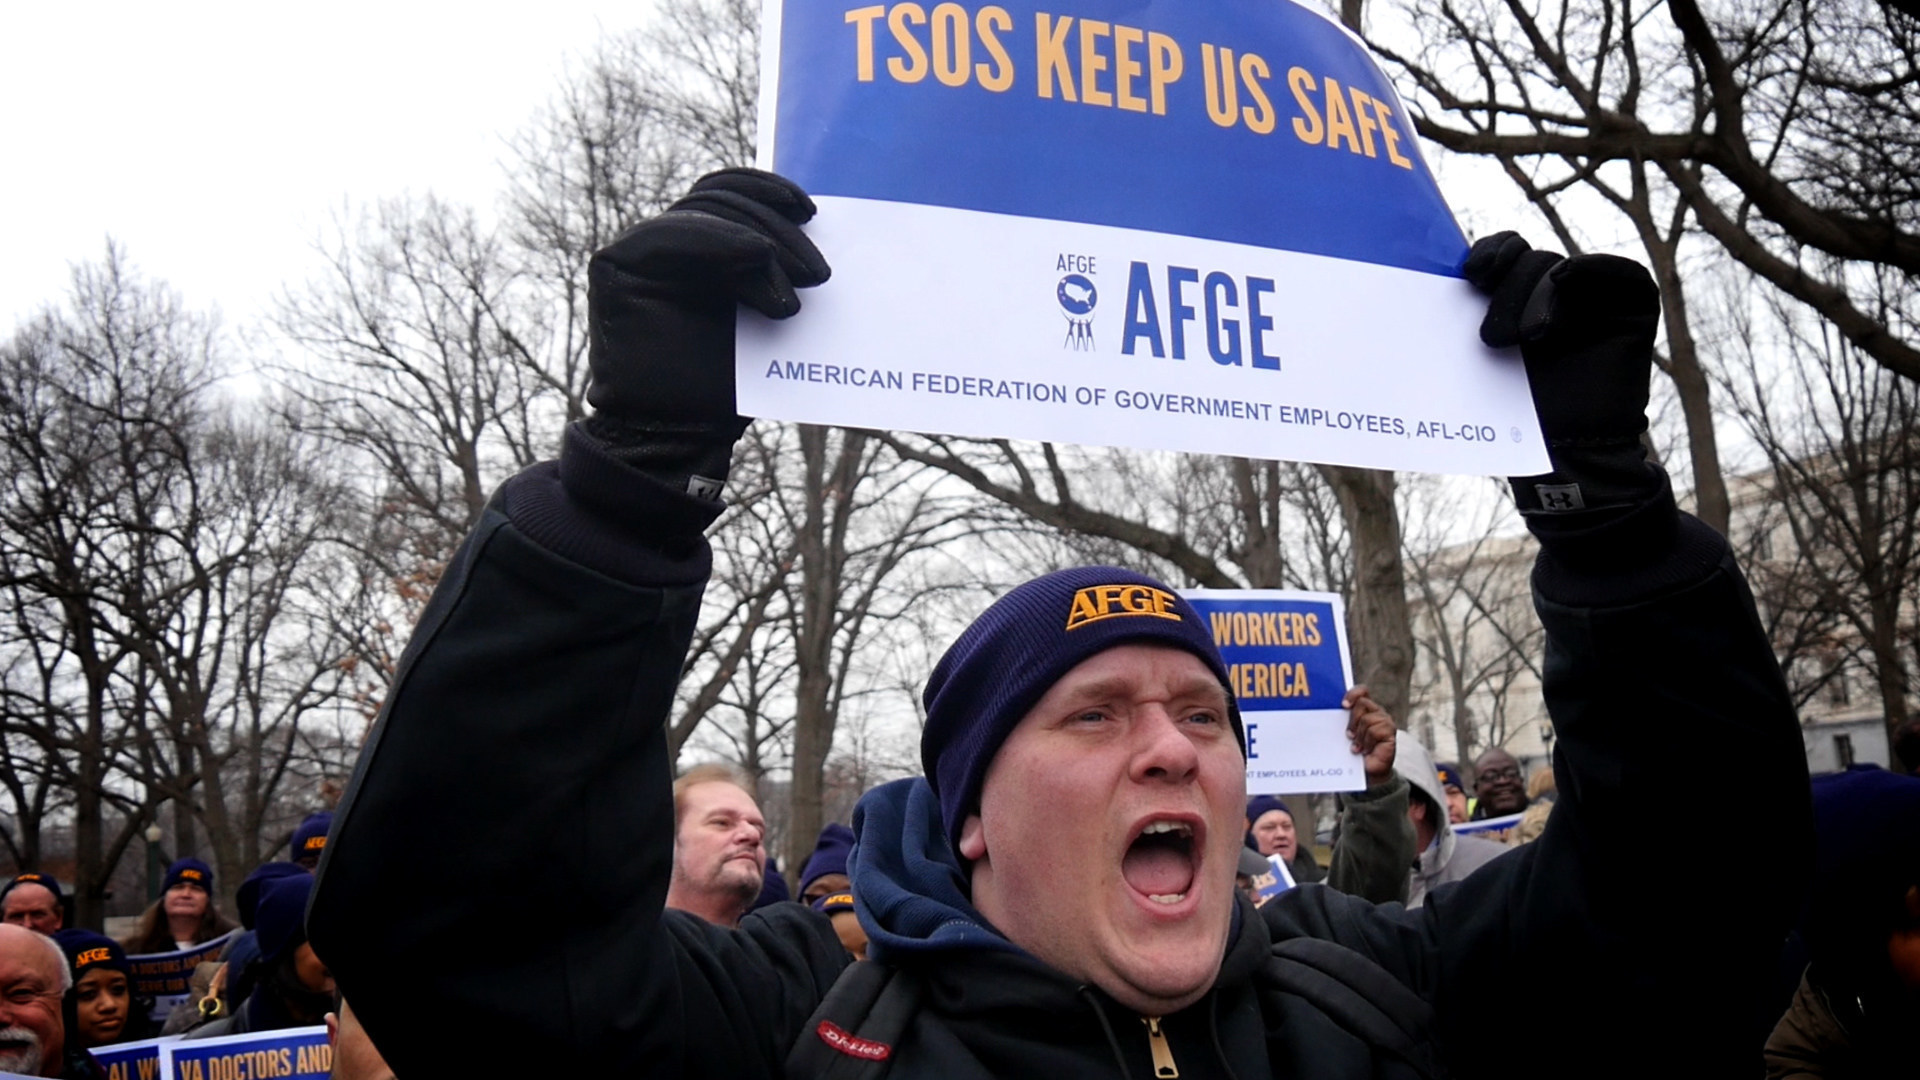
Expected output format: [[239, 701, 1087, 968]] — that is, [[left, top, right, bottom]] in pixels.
[[1, 2, 656, 330]]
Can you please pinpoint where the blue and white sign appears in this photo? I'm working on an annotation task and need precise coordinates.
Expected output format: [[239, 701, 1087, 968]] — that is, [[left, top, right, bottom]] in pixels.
[[92, 1035, 177, 1080], [157, 1026, 330, 1080], [1182, 589, 1364, 793], [739, 0, 1549, 475]]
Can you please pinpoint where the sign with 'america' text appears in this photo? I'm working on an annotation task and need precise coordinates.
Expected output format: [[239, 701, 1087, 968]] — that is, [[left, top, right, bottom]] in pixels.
[[737, 0, 1550, 475], [1181, 589, 1363, 793]]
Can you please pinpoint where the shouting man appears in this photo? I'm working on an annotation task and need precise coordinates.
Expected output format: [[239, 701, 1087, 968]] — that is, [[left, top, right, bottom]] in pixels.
[[312, 172, 1810, 1079]]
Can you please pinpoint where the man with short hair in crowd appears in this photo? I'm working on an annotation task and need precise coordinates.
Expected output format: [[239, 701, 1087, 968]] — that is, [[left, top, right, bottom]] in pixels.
[[1471, 748, 1529, 820], [0, 876, 64, 936], [664, 764, 767, 928], [1434, 762, 1471, 825], [1396, 738, 1509, 908], [311, 171, 1812, 1079], [0, 923, 68, 1077]]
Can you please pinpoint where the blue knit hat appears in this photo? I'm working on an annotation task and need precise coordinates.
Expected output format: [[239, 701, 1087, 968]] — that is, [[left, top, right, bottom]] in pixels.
[[253, 874, 314, 967], [290, 812, 333, 864], [1244, 795, 1292, 850], [237, 862, 308, 930], [921, 566, 1240, 851], [810, 890, 856, 916], [164, 857, 213, 893], [1, 872, 63, 905], [800, 824, 856, 893], [52, 928, 130, 980]]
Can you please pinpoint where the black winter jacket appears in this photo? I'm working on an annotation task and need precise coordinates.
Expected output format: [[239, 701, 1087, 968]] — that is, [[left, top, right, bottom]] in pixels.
[[309, 422, 1811, 1080]]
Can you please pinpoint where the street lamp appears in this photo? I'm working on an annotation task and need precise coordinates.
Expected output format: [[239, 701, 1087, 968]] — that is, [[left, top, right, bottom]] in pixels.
[[145, 825, 163, 903]]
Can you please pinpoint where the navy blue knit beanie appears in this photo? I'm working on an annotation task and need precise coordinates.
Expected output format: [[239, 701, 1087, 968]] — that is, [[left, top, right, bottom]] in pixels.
[[164, 857, 213, 894], [921, 566, 1240, 852], [237, 862, 308, 930], [290, 812, 333, 864], [254, 873, 314, 967], [1, 872, 63, 905], [53, 928, 130, 980], [800, 823, 856, 892]]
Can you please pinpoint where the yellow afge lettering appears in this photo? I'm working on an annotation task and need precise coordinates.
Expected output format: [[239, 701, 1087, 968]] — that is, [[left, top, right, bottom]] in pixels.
[[850, 4, 1017, 92], [1285, 66, 1412, 168]]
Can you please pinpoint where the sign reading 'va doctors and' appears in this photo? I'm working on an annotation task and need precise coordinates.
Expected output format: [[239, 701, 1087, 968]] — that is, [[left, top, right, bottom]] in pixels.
[[738, 0, 1550, 475], [1182, 590, 1363, 793]]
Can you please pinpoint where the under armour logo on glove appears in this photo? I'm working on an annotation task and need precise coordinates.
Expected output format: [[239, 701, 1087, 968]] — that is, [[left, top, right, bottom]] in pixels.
[[1534, 483, 1586, 512]]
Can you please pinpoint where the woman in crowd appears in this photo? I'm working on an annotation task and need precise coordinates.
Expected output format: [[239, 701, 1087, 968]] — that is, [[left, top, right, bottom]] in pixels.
[[52, 928, 157, 1074], [119, 858, 235, 955], [186, 873, 333, 1038]]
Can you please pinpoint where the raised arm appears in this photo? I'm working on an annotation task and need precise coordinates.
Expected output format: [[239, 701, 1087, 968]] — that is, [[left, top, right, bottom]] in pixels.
[[1414, 237, 1813, 1073], [308, 171, 849, 1079]]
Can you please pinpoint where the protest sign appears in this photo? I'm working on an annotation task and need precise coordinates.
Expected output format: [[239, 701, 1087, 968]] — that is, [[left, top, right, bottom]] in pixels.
[[127, 933, 233, 1024], [1250, 852, 1297, 907], [739, 0, 1549, 476], [1182, 589, 1363, 793], [1453, 811, 1523, 845], [157, 1026, 330, 1080], [93, 1036, 178, 1080]]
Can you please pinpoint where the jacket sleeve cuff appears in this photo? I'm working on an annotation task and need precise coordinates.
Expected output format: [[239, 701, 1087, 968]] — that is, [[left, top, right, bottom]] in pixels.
[[494, 423, 722, 587]]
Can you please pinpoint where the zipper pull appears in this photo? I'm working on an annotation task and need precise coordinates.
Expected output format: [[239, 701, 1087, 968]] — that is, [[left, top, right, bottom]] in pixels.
[[1142, 1016, 1178, 1079]]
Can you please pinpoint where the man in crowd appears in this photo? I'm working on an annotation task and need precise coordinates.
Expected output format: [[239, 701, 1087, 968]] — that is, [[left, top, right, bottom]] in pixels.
[[0, 923, 67, 1077], [0, 876, 64, 936], [664, 763, 768, 927], [1435, 762, 1471, 824], [1471, 748, 1529, 819], [797, 823, 854, 905], [290, 812, 333, 871], [1396, 737, 1509, 908], [311, 171, 1811, 1078]]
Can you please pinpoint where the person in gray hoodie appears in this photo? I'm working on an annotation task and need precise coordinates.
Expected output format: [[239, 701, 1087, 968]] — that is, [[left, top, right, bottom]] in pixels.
[[1395, 737, 1511, 908]]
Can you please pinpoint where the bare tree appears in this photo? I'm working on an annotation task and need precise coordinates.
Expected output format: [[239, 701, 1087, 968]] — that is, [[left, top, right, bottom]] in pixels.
[[1725, 296, 1920, 760], [1399, 478, 1543, 766]]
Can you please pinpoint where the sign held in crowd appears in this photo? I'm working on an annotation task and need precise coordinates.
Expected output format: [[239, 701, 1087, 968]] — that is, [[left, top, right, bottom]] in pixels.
[[127, 933, 233, 1024], [1182, 588, 1363, 792], [738, 0, 1549, 475], [157, 1026, 330, 1080]]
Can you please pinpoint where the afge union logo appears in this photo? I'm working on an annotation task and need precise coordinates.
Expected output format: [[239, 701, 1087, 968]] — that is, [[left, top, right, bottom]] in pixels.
[[1065, 585, 1182, 630], [1055, 253, 1097, 351], [76, 947, 113, 965]]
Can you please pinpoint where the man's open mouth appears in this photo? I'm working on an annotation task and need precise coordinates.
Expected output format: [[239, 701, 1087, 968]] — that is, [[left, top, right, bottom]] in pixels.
[[1122, 819, 1197, 904]]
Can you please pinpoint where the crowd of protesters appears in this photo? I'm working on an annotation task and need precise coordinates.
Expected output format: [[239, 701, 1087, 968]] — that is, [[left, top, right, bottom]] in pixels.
[[3, 168, 1917, 1079], [0, 809, 392, 1079]]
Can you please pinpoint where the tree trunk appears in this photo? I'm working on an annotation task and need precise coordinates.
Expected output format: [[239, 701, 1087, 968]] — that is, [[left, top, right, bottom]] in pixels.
[[785, 425, 852, 878], [1317, 465, 1414, 725]]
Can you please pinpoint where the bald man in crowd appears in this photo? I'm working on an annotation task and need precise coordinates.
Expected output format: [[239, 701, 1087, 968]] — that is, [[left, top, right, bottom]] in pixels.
[[0, 923, 68, 1077], [665, 764, 768, 928]]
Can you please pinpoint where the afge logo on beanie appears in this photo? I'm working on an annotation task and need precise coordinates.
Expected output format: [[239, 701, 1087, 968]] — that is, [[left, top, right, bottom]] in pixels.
[[1064, 584, 1182, 630], [181, 869, 205, 882], [302, 836, 327, 854], [76, 947, 112, 966]]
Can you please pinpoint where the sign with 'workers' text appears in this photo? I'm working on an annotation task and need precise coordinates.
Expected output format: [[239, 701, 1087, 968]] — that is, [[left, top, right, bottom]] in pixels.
[[738, 0, 1550, 475], [1181, 589, 1363, 793]]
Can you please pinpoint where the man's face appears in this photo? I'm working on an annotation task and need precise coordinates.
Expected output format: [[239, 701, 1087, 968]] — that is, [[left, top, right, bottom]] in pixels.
[[0, 925, 64, 1076], [960, 644, 1244, 1017], [1443, 785, 1470, 825], [672, 782, 767, 906], [0, 887, 60, 936], [1474, 750, 1527, 815], [1250, 809, 1296, 861]]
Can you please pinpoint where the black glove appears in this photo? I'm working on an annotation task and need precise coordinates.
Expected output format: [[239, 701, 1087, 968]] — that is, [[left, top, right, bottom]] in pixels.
[[1463, 231, 1659, 445], [583, 168, 830, 500], [1464, 232, 1671, 564]]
